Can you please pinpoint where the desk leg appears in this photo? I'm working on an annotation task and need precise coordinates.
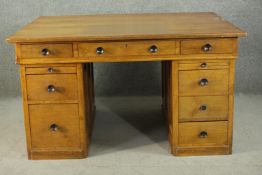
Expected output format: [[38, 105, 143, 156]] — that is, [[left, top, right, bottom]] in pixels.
[[84, 63, 96, 138], [161, 61, 167, 119], [164, 61, 179, 155]]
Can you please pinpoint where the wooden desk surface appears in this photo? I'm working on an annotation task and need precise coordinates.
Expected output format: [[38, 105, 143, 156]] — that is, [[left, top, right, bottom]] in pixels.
[[7, 12, 246, 43]]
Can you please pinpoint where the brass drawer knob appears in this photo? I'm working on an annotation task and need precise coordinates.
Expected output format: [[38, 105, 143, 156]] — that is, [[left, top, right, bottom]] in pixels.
[[200, 62, 207, 68], [47, 85, 56, 92], [199, 131, 208, 138], [96, 47, 104, 55], [41, 48, 50, 56], [199, 78, 208, 86], [47, 67, 54, 73], [50, 124, 59, 132], [149, 45, 158, 53], [199, 105, 207, 111], [202, 44, 212, 52]]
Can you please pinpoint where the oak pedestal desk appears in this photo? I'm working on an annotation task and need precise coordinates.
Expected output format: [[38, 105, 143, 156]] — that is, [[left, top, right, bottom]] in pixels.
[[7, 13, 246, 160]]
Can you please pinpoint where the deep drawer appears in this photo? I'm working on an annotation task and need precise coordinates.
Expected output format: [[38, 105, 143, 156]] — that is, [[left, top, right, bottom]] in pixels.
[[29, 104, 81, 149], [178, 121, 228, 147]]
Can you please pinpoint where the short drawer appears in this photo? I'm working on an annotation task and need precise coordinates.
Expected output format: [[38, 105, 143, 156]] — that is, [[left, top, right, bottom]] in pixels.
[[29, 104, 81, 149], [20, 44, 73, 58], [78, 40, 176, 57], [26, 74, 78, 101], [179, 69, 229, 96], [180, 38, 237, 55], [178, 121, 228, 147], [25, 64, 76, 74], [178, 60, 229, 70], [179, 96, 228, 122]]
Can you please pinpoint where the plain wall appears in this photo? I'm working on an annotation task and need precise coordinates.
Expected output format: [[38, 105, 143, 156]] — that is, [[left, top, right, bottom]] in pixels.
[[0, 0, 261, 97]]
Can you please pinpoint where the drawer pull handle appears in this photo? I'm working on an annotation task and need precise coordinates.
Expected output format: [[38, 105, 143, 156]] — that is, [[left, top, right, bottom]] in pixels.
[[41, 48, 50, 56], [199, 78, 208, 86], [200, 63, 207, 68], [199, 131, 208, 138], [149, 45, 158, 53], [202, 44, 212, 52], [96, 47, 104, 55], [47, 85, 56, 92], [47, 67, 54, 73], [50, 124, 59, 132], [199, 105, 207, 111]]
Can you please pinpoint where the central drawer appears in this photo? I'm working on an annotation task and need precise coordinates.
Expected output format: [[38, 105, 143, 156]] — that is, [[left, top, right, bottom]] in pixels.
[[29, 104, 81, 149], [78, 40, 176, 57], [26, 74, 78, 101]]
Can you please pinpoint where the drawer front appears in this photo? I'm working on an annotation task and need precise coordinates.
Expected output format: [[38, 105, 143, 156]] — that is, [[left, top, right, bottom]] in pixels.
[[178, 121, 228, 147], [178, 61, 229, 70], [20, 44, 73, 58], [29, 104, 81, 149], [78, 40, 176, 57], [26, 65, 76, 74], [180, 38, 237, 55], [179, 96, 228, 122], [26, 74, 78, 101], [179, 69, 229, 96]]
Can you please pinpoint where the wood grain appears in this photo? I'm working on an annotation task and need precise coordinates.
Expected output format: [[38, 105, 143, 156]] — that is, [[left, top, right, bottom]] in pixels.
[[176, 146, 230, 156], [8, 12, 246, 158], [30, 149, 86, 160], [29, 104, 81, 149], [20, 44, 73, 58], [178, 121, 228, 147], [180, 38, 237, 55], [16, 54, 238, 64], [6, 13, 246, 43], [76, 64, 89, 157], [26, 66, 76, 74], [170, 61, 179, 155], [78, 40, 176, 57], [178, 60, 229, 70], [179, 96, 228, 122], [178, 69, 229, 96], [228, 60, 235, 153], [26, 74, 78, 101], [19, 65, 32, 159]]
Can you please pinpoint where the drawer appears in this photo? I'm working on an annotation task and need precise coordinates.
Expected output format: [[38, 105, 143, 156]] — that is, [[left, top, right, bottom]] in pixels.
[[179, 96, 228, 122], [78, 40, 176, 57], [178, 121, 228, 147], [178, 60, 229, 70], [180, 38, 237, 55], [26, 74, 78, 101], [179, 69, 228, 96], [29, 104, 81, 149], [25, 65, 76, 74], [20, 44, 73, 58]]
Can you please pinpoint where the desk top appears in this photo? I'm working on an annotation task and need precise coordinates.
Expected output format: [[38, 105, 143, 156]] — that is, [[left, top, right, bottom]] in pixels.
[[7, 12, 246, 43]]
